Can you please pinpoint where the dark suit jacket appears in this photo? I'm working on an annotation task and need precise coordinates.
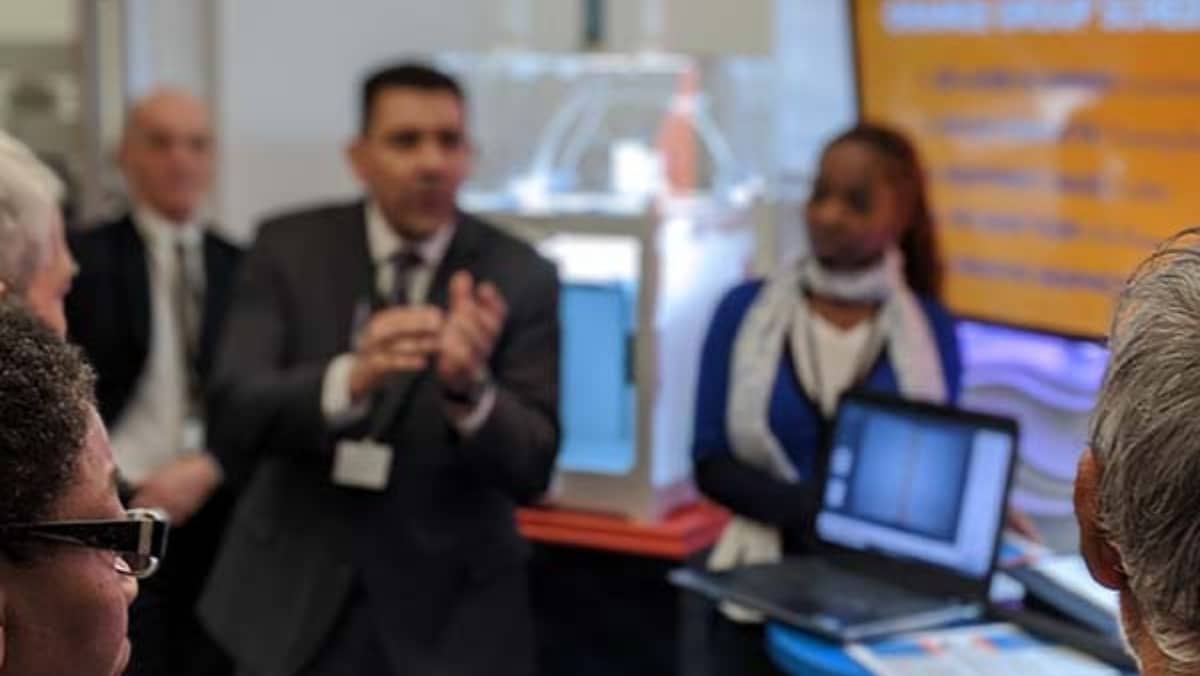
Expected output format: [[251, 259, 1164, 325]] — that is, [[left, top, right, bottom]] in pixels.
[[199, 202, 560, 676], [64, 213, 243, 426]]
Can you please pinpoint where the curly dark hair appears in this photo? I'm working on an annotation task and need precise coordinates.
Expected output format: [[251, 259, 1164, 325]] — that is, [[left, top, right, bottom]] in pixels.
[[825, 123, 943, 299], [0, 299, 95, 529]]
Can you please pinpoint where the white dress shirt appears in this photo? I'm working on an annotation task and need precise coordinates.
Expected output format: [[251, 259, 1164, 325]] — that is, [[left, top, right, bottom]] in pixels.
[[109, 206, 206, 483], [321, 202, 496, 435]]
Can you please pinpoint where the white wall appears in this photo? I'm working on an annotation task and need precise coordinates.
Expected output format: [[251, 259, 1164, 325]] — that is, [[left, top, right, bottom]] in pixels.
[[773, 0, 857, 181], [0, 0, 75, 42], [125, 0, 214, 100], [213, 0, 581, 241]]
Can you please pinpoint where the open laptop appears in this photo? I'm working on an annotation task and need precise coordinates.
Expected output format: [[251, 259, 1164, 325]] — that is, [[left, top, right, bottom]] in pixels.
[[671, 391, 1018, 642]]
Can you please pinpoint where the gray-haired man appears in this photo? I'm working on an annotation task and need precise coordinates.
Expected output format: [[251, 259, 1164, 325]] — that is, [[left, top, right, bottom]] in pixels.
[[1077, 228, 1200, 676]]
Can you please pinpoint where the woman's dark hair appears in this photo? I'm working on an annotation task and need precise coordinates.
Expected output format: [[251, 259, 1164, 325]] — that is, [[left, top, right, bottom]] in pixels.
[[825, 122, 943, 299], [0, 300, 95, 539]]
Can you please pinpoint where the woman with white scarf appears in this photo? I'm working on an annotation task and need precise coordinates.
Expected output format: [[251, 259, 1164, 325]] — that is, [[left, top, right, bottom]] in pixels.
[[689, 124, 961, 674]]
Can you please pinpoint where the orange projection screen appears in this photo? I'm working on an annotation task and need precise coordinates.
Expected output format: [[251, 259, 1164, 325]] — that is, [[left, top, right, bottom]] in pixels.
[[854, 0, 1200, 337]]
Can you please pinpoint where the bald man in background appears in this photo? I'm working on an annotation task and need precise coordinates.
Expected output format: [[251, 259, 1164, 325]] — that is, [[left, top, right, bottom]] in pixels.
[[65, 89, 241, 676]]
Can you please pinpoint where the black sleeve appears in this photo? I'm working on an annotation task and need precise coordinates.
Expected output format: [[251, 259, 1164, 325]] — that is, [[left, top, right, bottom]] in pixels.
[[695, 455, 821, 532], [455, 260, 561, 504]]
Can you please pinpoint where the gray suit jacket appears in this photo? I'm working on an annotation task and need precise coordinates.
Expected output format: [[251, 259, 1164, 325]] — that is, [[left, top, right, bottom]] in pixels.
[[198, 202, 560, 676]]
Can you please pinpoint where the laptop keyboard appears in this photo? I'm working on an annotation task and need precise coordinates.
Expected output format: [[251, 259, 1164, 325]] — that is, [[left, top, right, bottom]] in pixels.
[[729, 558, 946, 622]]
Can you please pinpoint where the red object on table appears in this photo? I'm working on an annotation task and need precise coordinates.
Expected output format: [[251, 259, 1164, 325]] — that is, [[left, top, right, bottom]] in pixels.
[[517, 501, 730, 560]]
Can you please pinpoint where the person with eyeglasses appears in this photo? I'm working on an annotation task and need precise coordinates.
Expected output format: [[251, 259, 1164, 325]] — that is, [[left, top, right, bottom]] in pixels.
[[0, 301, 168, 676]]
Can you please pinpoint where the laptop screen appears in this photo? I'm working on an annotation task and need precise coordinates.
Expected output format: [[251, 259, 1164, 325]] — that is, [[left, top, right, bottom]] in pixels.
[[816, 395, 1016, 580]]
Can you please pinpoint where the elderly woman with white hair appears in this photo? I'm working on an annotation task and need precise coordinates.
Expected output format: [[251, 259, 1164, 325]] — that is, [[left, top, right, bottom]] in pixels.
[[0, 130, 76, 335], [1077, 228, 1200, 676]]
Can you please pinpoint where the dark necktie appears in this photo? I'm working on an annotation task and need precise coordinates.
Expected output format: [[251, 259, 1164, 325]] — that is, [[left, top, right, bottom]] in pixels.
[[388, 248, 424, 306], [173, 239, 204, 417]]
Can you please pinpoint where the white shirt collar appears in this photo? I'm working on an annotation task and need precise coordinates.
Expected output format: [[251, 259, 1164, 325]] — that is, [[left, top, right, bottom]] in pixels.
[[133, 204, 203, 249], [365, 201, 455, 268]]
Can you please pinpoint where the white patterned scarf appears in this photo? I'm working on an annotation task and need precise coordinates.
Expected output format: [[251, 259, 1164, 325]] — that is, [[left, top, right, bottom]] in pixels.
[[707, 249, 949, 620]]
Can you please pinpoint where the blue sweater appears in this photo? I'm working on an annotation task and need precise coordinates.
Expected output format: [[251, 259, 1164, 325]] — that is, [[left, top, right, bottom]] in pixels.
[[692, 280, 963, 532]]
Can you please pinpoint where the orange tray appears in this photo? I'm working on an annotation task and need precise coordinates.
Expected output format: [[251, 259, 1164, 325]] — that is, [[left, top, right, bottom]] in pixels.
[[517, 502, 730, 560]]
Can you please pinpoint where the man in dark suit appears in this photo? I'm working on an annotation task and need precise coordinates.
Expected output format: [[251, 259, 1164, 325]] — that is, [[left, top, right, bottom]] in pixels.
[[199, 63, 560, 676], [64, 90, 240, 676]]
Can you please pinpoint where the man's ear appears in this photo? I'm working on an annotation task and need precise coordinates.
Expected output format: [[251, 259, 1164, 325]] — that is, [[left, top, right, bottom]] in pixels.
[[345, 138, 369, 186], [0, 280, 8, 298], [1075, 448, 1125, 590]]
